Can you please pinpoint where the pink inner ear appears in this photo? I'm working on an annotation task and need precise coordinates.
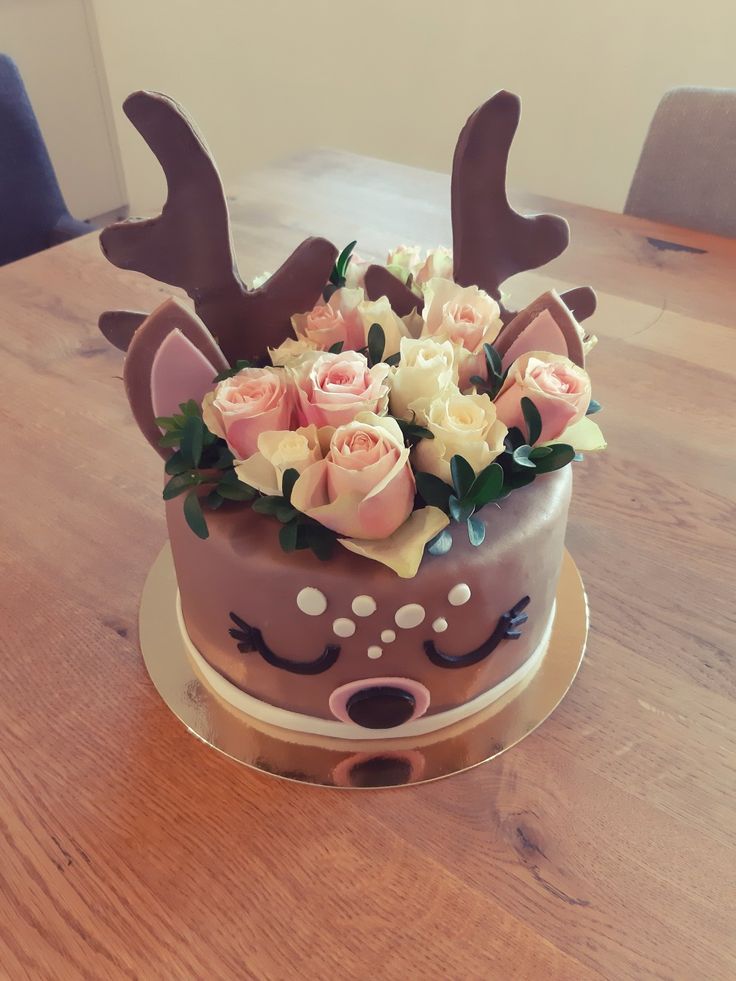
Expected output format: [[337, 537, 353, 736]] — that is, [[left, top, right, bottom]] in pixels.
[[151, 329, 217, 420], [501, 310, 569, 370]]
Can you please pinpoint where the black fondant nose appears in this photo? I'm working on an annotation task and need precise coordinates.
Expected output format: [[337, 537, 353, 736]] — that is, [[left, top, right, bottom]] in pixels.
[[346, 686, 416, 729]]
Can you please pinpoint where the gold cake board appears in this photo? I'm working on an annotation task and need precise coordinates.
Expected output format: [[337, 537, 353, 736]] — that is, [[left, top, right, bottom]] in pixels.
[[139, 545, 588, 788]]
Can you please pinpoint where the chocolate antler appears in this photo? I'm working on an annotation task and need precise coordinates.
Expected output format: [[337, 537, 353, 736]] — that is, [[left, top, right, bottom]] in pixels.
[[451, 90, 569, 300], [99, 90, 337, 362], [364, 89, 596, 332]]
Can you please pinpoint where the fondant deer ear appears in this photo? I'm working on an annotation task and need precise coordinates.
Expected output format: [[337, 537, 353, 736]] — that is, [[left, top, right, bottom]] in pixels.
[[494, 291, 586, 368], [123, 297, 228, 457], [99, 310, 148, 352]]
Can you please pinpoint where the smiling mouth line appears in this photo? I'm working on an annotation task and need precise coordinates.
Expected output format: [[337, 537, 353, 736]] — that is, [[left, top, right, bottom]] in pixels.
[[424, 596, 530, 669], [229, 612, 340, 675]]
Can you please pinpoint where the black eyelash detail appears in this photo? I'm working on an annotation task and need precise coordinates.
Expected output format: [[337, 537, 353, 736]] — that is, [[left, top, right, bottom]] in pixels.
[[424, 596, 530, 669], [228, 612, 340, 675]]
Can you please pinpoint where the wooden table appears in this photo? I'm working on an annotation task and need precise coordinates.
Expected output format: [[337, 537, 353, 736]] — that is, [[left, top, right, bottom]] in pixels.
[[1, 149, 734, 981]]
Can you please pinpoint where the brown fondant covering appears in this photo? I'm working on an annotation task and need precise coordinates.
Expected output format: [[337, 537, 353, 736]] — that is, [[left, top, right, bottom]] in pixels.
[[124, 297, 228, 457], [363, 266, 423, 318], [494, 289, 586, 366], [167, 468, 571, 722], [99, 90, 337, 363]]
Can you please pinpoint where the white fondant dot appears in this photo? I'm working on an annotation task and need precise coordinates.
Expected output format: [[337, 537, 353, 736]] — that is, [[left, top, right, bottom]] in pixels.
[[381, 629, 396, 644], [448, 583, 471, 606], [333, 618, 356, 638], [432, 617, 448, 633], [352, 595, 377, 617], [296, 587, 327, 616], [395, 604, 425, 629], [367, 646, 383, 659]]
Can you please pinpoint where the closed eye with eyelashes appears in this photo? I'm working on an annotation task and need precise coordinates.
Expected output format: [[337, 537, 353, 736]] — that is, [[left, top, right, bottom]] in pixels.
[[229, 612, 340, 675], [424, 596, 530, 669]]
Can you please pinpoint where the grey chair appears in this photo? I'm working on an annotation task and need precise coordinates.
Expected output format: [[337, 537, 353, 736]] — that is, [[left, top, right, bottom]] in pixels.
[[625, 86, 736, 238], [0, 53, 91, 266]]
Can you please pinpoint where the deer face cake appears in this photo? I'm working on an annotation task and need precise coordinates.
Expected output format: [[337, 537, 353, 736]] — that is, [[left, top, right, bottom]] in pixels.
[[99, 88, 605, 740]]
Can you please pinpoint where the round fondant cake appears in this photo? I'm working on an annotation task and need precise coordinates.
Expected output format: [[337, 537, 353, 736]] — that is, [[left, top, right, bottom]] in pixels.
[[98, 86, 605, 743]]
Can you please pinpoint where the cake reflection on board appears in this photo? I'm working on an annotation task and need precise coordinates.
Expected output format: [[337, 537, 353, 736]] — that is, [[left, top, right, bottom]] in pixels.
[[139, 545, 588, 788]]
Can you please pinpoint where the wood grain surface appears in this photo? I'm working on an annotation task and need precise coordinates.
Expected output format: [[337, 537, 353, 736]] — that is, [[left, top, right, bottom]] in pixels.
[[0, 149, 734, 981]]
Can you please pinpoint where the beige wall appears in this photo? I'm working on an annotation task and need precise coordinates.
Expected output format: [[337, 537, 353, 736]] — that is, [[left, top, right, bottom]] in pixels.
[[1, 0, 126, 218], [92, 0, 736, 216]]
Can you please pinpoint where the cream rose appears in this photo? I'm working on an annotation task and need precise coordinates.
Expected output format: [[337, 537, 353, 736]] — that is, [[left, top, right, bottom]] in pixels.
[[202, 367, 293, 460], [414, 246, 453, 289], [234, 424, 331, 496], [493, 351, 591, 444], [291, 413, 415, 540], [413, 389, 507, 483], [343, 252, 372, 290], [291, 349, 390, 428], [389, 337, 458, 424], [291, 287, 366, 353], [358, 294, 412, 358], [421, 277, 503, 389], [386, 244, 422, 285], [268, 335, 318, 367]]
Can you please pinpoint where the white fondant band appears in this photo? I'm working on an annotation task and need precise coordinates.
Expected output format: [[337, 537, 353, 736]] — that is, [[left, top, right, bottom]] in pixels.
[[177, 596, 555, 741]]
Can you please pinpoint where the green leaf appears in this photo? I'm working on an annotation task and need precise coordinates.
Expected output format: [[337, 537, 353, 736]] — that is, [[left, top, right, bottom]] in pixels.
[[164, 450, 189, 476], [155, 415, 184, 433], [367, 322, 385, 367], [180, 414, 204, 468], [415, 472, 453, 512], [275, 503, 298, 523], [158, 431, 183, 449], [163, 472, 198, 500], [468, 462, 504, 505], [216, 481, 257, 501], [586, 398, 602, 416], [467, 514, 486, 547], [483, 343, 503, 378], [252, 495, 284, 516], [336, 240, 357, 279], [212, 359, 255, 383], [183, 491, 209, 539], [427, 528, 453, 556], [384, 352, 401, 367], [533, 444, 576, 474], [501, 469, 537, 492], [328, 341, 344, 354], [281, 468, 300, 503], [179, 399, 201, 418], [279, 520, 299, 553], [512, 444, 537, 469], [305, 524, 335, 561], [529, 445, 553, 460], [521, 397, 542, 445], [209, 445, 235, 470], [396, 418, 434, 445], [205, 490, 225, 510], [505, 426, 526, 450], [449, 495, 475, 523], [450, 455, 475, 499]]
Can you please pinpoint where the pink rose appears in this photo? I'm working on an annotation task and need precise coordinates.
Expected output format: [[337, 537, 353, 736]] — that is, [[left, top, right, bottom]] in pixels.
[[494, 351, 591, 443], [292, 350, 390, 427], [291, 414, 415, 539], [291, 288, 366, 352], [422, 278, 502, 389], [202, 367, 293, 459]]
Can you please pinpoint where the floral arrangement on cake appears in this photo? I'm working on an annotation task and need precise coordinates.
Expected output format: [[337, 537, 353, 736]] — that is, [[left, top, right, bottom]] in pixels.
[[156, 241, 605, 578]]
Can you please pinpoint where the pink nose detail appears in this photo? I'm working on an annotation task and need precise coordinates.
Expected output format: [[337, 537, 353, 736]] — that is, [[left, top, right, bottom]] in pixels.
[[329, 677, 431, 729]]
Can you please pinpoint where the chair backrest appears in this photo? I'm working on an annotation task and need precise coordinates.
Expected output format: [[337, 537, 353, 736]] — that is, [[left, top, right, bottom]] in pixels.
[[0, 54, 69, 264], [625, 86, 736, 238]]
